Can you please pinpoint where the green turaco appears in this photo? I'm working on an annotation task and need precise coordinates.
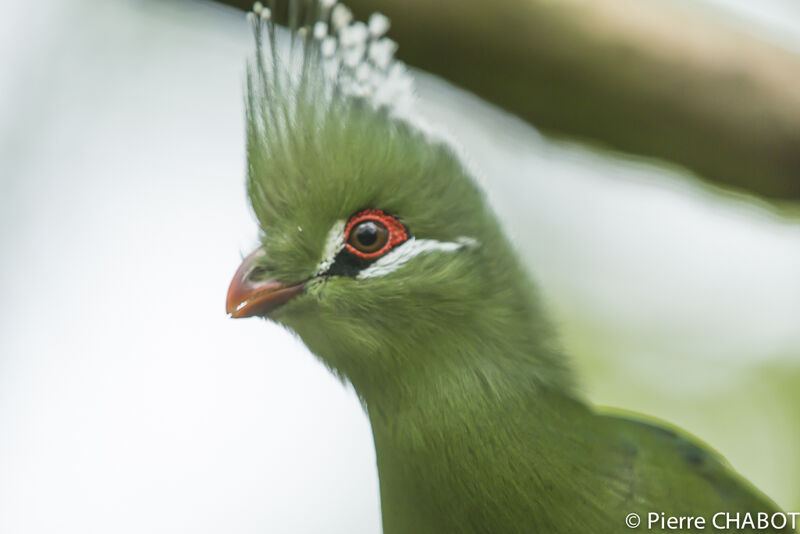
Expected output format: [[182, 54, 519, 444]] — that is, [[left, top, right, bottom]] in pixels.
[[226, 2, 791, 532]]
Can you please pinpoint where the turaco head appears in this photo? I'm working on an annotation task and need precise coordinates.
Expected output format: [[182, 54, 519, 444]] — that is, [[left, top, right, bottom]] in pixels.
[[227, 1, 569, 400]]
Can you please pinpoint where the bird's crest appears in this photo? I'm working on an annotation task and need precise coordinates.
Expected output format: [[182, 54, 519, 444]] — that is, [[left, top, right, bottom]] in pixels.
[[245, 0, 427, 231], [245, 0, 413, 145]]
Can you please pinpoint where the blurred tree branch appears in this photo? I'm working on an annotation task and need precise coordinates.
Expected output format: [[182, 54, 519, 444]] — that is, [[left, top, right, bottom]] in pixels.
[[214, 0, 800, 201]]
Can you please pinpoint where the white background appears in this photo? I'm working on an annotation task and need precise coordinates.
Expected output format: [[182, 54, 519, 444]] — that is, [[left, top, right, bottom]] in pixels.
[[1, 1, 799, 532]]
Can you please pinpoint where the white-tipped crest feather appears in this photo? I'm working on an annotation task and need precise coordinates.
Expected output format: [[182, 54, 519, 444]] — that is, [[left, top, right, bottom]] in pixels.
[[246, 0, 414, 145]]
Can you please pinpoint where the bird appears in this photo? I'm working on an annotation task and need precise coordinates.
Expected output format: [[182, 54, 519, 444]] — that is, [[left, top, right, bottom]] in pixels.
[[226, 1, 792, 532]]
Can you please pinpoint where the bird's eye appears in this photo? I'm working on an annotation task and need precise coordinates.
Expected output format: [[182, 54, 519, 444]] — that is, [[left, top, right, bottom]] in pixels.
[[349, 221, 389, 253], [343, 209, 408, 259]]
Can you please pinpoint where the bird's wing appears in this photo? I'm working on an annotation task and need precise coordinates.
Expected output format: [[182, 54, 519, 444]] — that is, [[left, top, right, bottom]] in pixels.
[[597, 412, 785, 527]]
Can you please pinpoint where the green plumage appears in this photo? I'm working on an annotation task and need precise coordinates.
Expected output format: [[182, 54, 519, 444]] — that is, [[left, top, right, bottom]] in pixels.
[[238, 2, 790, 532]]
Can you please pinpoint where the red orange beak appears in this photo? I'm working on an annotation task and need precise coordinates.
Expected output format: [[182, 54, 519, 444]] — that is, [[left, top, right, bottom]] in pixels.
[[226, 247, 305, 318]]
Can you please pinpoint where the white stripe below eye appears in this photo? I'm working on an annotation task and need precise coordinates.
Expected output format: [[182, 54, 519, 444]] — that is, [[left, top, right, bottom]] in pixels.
[[316, 220, 346, 274], [357, 236, 478, 279]]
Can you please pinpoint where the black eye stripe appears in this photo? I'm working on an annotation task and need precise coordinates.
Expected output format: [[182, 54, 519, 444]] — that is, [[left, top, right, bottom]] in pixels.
[[326, 247, 372, 278]]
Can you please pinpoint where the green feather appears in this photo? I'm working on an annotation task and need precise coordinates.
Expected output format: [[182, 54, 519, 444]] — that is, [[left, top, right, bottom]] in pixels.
[[238, 2, 790, 532]]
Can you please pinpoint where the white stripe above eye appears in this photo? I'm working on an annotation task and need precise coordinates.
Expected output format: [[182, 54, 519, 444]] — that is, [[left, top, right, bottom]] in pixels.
[[357, 236, 478, 279]]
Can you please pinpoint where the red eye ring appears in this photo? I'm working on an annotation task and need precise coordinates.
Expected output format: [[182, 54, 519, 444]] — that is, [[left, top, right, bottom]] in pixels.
[[344, 209, 408, 259]]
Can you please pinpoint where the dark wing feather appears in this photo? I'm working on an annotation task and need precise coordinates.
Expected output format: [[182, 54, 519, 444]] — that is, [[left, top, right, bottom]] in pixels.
[[599, 413, 789, 532]]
